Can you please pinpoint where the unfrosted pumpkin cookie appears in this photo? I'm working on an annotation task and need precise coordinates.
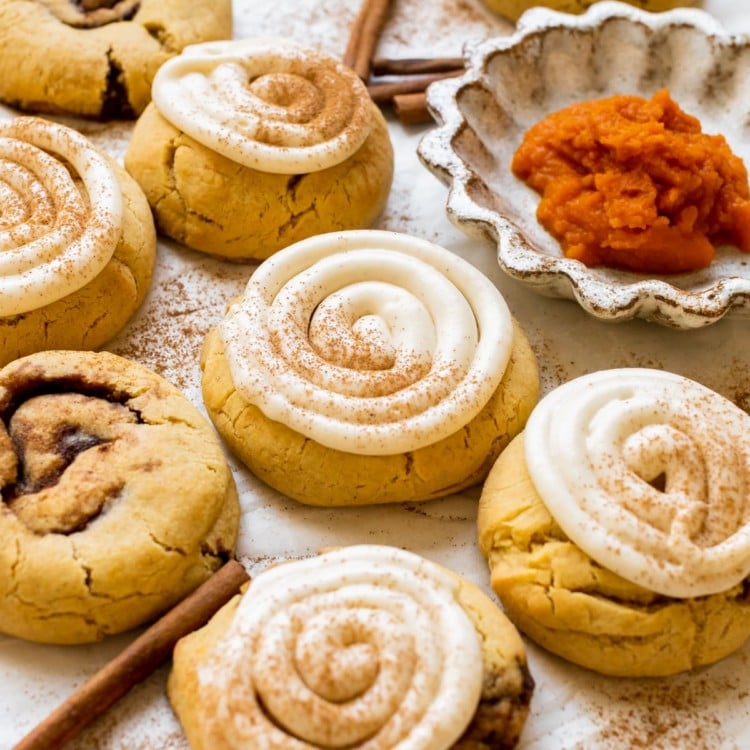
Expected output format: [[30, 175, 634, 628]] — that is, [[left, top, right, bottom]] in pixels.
[[0, 0, 231, 118], [169, 545, 534, 749], [478, 368, 750, 677], [201, 230, 539, 506], [125, 38, 394, 261], [0, 117, 155, 366], [0, 349, 240, 644]]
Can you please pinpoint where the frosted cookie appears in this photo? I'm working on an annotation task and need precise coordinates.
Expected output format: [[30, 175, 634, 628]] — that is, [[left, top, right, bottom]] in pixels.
[[478, 368, 750, 677], [125, 38, 394, 261], [0, 117, 155, 366], [0, 0, 231, 118], [169, 545, 534, 750], [201, 230, 539, 506], [0, 349, 240, 644]]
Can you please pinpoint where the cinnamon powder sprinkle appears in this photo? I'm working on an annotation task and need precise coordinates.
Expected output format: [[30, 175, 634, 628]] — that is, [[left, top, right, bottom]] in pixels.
[[580, 673, 749, 749]]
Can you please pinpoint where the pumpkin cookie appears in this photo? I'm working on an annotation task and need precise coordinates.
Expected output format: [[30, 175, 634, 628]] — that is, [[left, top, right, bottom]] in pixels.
[[169, 545, 534, 749], [125, 38, 394, 261], [0, 0, 231, 118], [201, 230, 539, 506], [0, 117, 155, 366], [478, 368, 750, 676], [0, 349, 240, 644]]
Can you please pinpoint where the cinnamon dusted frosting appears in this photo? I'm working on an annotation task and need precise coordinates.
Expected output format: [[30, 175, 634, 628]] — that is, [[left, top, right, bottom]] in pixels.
[[150, 38, 373, 174], [194, 545, 484, 749], [0, 117, 121, 316], [524, 368, 750, 597], [220, 230, 514, 455]]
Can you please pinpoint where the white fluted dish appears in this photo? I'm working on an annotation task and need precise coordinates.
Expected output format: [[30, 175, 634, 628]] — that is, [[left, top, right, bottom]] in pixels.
[[418, 1, 750, 328]]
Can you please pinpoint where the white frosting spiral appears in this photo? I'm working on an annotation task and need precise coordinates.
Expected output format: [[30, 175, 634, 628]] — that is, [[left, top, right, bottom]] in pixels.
[[0, 117, 121, 316], [220, 230, 514, 455], [151, 38, 373, 174], [524, 368, 750, 597], [196, 545, 483, 750]]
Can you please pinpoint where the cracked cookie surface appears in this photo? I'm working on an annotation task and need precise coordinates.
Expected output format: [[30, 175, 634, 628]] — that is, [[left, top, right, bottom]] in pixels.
[[168, 546, 534, 749], [125, 102, 394, 261], [200, 319, 538, 506], [0, 0, 231, 118], [0, 350, 240, 644], [477, 435, 750, 676], [124, 39, 394, 261]]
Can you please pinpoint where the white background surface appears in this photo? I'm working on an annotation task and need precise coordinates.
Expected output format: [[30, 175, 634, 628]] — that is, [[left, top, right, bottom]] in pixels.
[[1, 1, 750, 748]]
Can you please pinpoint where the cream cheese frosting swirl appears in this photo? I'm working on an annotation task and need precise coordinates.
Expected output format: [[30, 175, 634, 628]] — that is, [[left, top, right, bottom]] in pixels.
[[524, 368, 750, 598], [151, 38, 373, 174], [0, 117, 121, 316], [219, 230, 514, 455], [195, 545, 484, 749]]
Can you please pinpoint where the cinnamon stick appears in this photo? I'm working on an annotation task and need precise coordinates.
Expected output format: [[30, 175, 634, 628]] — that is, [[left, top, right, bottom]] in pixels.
[[367, 69, 463, 104], [393, 91, 433, 126], [372, 56, 464, 76], [13, 559, 250, 750], [343, 0, 395, 81]]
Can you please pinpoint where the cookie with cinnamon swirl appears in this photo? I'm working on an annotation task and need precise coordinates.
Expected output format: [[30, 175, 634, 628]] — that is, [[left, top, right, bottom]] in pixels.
[[168, 545, 534, 749], [201, 230, 539, 505], [0, 0, 231, 118], [0, 349, 240, 644], [478, 368, 750, 676], [124, 39, 394, 261], [0, 117, 155, 366]]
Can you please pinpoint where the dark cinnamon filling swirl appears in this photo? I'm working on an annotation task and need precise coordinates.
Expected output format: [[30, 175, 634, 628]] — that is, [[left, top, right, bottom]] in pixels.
[[0, 370, 145, 535], [37, 0, 140, 28]]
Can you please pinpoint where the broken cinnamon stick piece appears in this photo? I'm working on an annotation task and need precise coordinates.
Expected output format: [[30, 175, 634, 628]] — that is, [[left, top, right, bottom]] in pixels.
[[13, 559, 250, 750], [393, 91, 433, 126], [343, 0, 395, 81], [367, 69, 464, 104], [372, 56, 464, 76]]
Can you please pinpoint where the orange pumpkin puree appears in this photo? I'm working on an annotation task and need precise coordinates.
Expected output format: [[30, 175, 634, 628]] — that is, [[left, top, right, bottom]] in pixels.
[[511, 89, 750, 274]]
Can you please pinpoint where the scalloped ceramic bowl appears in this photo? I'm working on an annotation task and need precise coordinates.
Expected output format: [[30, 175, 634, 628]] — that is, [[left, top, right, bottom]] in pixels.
[[418, 1, 750, 328]]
